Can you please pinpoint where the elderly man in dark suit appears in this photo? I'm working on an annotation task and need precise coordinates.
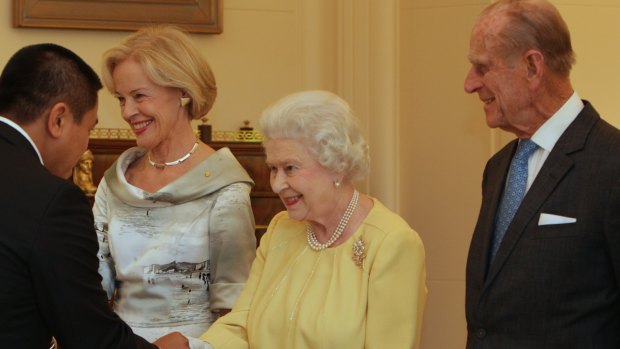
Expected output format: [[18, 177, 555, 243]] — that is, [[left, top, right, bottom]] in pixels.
[[464, 0, 620, 348], [0, 44, 188, 349]]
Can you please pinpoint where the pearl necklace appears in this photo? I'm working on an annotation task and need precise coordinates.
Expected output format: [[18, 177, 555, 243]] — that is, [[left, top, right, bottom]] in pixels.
[[148, 141, 199, 169], [307, 190, 359, 251]]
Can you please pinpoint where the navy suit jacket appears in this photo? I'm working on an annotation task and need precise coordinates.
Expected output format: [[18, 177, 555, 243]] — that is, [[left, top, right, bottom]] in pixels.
[[0, 121, 155, 349], [466, 102, 620, 349]]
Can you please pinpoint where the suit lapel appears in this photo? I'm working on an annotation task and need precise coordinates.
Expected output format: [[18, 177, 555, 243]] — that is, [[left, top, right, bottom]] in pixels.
[[482, 101, 599, 291]]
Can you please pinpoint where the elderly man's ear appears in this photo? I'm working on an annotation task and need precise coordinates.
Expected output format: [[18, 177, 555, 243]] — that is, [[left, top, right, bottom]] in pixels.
[[524, 49, 544, 89]]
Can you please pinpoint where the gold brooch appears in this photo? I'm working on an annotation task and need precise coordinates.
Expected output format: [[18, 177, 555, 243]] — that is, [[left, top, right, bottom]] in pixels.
[[352, 237, 366, 268]]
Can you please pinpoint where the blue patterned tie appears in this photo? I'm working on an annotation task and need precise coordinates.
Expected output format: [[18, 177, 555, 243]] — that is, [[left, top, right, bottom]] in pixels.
[[490, 139, 539, 262]]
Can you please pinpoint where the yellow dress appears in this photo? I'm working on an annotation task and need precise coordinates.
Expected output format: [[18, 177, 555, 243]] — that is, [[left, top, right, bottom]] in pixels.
[[201, 199, 427, 349]]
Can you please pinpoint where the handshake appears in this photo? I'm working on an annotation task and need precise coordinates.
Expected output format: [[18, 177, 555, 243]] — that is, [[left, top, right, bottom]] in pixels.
[[154, 332, 189, 349]]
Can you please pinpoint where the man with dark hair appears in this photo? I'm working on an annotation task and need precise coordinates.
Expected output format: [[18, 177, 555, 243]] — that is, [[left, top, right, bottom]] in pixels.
[[0, 43, 188, 349], [464, 0, 620, 348]]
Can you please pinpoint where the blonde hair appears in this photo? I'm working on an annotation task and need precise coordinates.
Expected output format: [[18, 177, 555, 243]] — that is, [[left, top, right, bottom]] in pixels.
[[101, 25, 216, 119], [260, 90, 370, 183]]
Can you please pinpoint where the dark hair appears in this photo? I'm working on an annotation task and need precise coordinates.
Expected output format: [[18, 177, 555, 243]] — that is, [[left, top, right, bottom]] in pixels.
[[0, 43, 102, 124]]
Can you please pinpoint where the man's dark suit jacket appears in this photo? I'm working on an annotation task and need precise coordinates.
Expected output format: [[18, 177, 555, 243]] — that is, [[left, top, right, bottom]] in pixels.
[[0, 121, 156, 349], [466, 101, 620, 349]]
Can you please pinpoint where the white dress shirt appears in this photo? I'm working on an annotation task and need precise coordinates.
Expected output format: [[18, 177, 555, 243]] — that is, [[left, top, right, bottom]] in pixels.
[[526, 92, 584, 190]]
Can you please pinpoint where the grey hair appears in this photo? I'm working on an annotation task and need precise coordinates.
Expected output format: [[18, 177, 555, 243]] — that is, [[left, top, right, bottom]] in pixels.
[[259, 90, 370, 182], [480, 0, 575, 77]]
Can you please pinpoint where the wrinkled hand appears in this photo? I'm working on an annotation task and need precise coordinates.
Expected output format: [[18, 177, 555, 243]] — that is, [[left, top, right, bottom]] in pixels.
[[154, 332, 190, 349]]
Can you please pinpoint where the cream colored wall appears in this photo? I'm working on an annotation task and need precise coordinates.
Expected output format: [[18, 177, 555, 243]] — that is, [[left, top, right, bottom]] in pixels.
[[3, 0, 620, 348], [336, 0, 402, 208], [399, 1, 620, 348], [1, 0, 333, 132], [400, 1, 487, 348]]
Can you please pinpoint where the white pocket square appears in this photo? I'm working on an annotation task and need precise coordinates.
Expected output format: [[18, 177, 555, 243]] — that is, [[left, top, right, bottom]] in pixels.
[[538, 213, 577, 226]]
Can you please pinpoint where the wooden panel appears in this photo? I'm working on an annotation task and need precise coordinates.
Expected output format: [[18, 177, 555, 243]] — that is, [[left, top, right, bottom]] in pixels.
[[84, 139, 283, 244], [13, 0, 223, 34]]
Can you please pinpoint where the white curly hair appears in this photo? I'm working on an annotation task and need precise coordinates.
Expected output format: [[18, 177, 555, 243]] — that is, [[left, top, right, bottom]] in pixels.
[[259, 90, 370, 182]]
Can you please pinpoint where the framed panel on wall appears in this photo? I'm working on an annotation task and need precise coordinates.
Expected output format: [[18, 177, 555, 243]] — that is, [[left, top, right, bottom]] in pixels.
[[13, 0, 223, 34]]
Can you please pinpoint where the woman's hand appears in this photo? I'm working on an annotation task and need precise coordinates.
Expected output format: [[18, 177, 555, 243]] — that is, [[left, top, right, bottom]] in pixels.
[[154, 331, 190, 349]]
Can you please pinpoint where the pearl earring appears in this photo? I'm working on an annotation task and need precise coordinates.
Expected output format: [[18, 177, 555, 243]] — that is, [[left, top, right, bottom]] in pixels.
[[334, 179, 341, 188], [180, 97, 191, 107]]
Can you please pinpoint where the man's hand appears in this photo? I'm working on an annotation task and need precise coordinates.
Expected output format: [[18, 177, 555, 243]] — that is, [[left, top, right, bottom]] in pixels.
[[153, 332, 190, 349]]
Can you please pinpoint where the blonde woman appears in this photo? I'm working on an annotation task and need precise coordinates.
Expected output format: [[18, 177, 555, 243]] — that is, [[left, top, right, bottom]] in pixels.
[[94, 26, 256, 348]]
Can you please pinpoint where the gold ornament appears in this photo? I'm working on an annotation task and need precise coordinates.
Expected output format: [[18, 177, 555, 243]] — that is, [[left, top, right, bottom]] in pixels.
[[352, 237, 366, 268]]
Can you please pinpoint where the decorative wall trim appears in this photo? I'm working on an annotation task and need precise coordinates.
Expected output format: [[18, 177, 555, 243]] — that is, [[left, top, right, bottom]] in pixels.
[[89, 128, 136, 140], [337, 0, 400, 211], [212, 130, 263, 143], [89, 128, 263, 143]]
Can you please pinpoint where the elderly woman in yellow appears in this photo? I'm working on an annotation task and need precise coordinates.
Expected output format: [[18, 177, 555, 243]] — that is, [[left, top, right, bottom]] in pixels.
[[199, 90, 427, 349]]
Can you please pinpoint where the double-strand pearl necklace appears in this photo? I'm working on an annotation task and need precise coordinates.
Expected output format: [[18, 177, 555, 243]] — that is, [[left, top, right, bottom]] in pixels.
[[148, 141, 199, 169], [307, 190, 359, 251]]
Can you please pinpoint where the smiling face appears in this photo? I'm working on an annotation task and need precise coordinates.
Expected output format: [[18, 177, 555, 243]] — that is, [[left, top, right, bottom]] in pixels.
[[463, 15, 533, 135], [111, 57, 188, 150], [264, 138, 338, 225]]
